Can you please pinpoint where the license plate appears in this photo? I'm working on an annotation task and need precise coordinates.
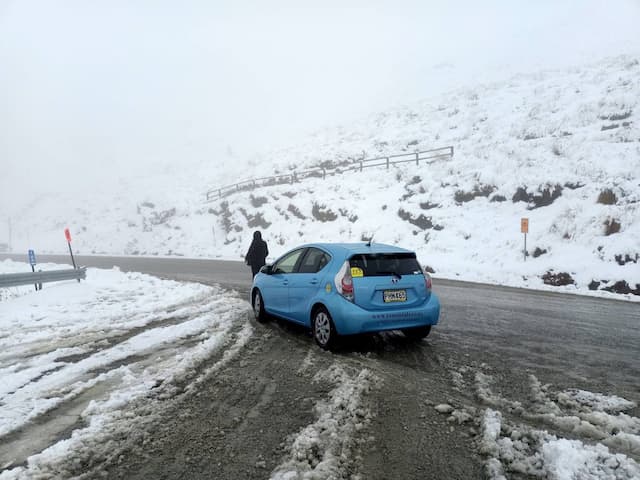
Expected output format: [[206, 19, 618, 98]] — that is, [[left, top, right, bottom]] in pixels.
[[383, 289, 407, 303]]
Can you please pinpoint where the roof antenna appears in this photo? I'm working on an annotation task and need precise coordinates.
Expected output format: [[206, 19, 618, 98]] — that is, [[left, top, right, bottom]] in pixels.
[[366, 227, 380, 247], [366, 235, 374, 247]]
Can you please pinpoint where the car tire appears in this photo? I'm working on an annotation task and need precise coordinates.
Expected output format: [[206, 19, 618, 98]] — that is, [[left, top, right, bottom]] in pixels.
[[312, 307, 337, 350], [253, 289, 268, 323], [402, 325, 431, 339]]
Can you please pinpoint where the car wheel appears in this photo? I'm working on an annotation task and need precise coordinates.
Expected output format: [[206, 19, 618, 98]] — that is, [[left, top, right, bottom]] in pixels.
[[402, 325, 431, 339], [253, 289, 267, 323], [312, 307, 336, 350]]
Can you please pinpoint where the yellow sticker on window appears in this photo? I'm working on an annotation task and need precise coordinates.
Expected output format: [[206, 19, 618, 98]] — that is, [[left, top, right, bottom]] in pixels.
[[350, 267, 364, 278]]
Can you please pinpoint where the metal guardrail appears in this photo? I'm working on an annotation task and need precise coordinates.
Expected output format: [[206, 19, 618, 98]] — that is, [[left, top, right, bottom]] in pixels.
[[0, 267, 86, 288], [205, 146, 454, 202]]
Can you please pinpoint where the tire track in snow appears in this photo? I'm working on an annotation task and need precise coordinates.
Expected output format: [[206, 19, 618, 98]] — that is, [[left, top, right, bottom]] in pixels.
[[0, 292, 251, 473]]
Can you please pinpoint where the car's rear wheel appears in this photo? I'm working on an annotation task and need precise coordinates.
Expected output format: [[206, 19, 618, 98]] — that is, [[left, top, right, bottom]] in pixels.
[[312, 307, 336, 350], [402, 325, 431, 339], [253, 289, 267, 323]]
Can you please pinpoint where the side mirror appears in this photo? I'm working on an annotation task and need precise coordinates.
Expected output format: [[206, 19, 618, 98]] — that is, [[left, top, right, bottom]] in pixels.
[[260, 264, 273, 275]]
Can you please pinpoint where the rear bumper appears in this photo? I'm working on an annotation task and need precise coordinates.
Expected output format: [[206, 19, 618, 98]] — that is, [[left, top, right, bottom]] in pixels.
[[329, 293, 440, 335]]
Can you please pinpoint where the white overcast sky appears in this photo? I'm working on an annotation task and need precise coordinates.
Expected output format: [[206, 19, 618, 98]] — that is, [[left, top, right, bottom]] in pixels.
[[1, 0, 640, 213]]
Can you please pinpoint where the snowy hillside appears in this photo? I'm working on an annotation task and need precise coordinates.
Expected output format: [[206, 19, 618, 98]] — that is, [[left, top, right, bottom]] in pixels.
[[6, 54, 640, 298]]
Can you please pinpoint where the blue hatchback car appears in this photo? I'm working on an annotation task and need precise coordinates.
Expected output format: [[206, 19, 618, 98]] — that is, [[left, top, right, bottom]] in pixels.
[[250, 242, 440, 349]]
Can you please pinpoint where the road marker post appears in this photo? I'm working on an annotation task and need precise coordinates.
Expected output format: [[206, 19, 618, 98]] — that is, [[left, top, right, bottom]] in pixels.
[[64, 228, 80, 281], [521, 218, 529, 261]]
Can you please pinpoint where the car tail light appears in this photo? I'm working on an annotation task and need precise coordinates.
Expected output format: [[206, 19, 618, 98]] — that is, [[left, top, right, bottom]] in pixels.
[[421, 266, 432, 291], [334, 261, 354, 302]]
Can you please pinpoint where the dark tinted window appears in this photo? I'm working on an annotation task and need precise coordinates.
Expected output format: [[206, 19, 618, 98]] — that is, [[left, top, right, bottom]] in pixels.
[[348, 253, 422, 277], [298, 248, 331, 273]]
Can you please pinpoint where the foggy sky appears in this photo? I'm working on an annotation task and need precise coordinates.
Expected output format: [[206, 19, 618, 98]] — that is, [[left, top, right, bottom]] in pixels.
[[2, 0, 640, 213]]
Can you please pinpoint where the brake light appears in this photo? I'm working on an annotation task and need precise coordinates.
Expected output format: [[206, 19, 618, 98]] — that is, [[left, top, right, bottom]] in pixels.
[[421, 265, 433, 291], [334, 261, 355, 302]]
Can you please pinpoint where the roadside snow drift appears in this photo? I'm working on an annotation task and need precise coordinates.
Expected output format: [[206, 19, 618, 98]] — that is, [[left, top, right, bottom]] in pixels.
[[0, 260, 250, 477]]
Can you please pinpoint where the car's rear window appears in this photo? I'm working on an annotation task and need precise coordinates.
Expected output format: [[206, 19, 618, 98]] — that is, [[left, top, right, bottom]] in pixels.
[[348, 253, 422, 277]]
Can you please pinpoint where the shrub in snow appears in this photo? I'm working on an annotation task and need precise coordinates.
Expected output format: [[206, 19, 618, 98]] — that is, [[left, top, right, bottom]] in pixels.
[[511, 185, 564, 209], [603, 218, 622, 236], [250, 195, 269, 207], [239, 208, 272, 229], [338, 208, 358, 223], [614, 254, 638, 266], [602, 281, 640, 296], [564, 181, 585, 190], [597, 189, 618, 205], [397, 209, 442, 231], [149, 208, 176, 226], [454, 184, 495, 203], [311, 203, 338, 222], [532, 247, 548, 258], [600, 111, 633, 121], [419, 201, 440, 210], [542, 271, 575, 287], [287, 204, 306, 220]]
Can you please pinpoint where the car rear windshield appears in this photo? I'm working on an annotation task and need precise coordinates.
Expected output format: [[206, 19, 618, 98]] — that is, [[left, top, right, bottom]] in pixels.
[[348, 253, 422, 277]]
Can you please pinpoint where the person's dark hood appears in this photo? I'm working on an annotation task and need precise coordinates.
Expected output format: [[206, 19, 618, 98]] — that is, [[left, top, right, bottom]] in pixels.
[[253, 231, 262, 240]]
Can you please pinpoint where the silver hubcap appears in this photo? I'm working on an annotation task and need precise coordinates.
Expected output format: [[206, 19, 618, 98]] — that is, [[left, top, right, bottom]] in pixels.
[[253, 293, 261, 318], [314, 311, 331, 345]]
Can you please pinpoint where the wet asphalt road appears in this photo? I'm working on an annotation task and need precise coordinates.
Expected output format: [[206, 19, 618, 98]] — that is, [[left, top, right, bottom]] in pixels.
[[4, 253, 638, 389], [1, 254, 639, 479]]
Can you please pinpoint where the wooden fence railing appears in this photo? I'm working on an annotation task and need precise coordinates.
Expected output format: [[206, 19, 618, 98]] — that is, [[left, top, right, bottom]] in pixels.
[[205, 146, 453, 202]]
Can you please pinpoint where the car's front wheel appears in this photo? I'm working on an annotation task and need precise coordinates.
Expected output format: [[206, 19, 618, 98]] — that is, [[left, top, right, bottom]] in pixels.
[[402, 325, 431, 339], [253, 289, 267, 323], [312, 307, 337, 350]]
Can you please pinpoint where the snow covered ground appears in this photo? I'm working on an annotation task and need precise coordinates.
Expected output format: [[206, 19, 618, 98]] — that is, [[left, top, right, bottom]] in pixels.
[[0, 259, 251, 477], [3, 54, 639, 300], [1, 261, 639, 478], [476, 374, 640, 480]]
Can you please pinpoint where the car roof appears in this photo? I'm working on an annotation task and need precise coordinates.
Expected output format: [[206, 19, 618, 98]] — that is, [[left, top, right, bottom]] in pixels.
[[301, 242, 414, 257]]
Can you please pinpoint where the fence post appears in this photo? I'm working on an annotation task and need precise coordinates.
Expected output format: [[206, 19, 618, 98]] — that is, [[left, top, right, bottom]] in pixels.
[[416, 152, 419, 165], [360, 161, 363, 172], [219, 188, 222, 199], [386, 157, 390, 169], [322, 168, 326, 180]]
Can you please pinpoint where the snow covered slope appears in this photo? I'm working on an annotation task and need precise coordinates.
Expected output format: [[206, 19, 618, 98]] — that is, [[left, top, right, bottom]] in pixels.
[[6, 54, 640, 298]]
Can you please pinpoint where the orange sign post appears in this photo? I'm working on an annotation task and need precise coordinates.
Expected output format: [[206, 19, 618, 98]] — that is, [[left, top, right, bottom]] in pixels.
[[521, 218, 529, 261], [64, 228, 79, 279]]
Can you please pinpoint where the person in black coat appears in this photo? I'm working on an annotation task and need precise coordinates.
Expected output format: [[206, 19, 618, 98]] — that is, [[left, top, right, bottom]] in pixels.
[[245, 230, 269, 277]]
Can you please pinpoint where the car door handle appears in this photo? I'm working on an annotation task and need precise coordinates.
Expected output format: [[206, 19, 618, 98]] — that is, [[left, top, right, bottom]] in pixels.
[[282, 280, 289, 286], [310, 279, 319, 285]]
